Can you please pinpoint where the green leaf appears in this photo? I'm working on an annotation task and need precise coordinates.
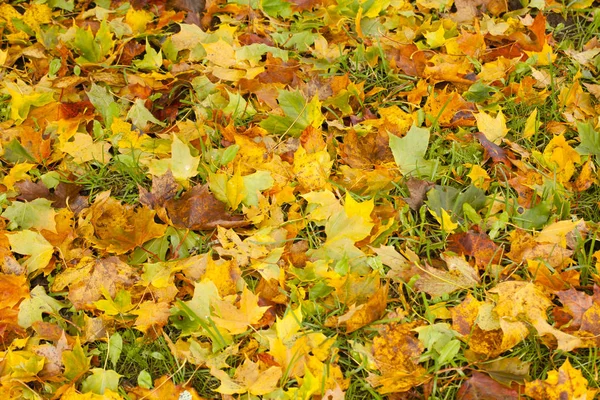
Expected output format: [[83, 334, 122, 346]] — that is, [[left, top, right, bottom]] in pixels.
[[4, 80, 55, 124], [81, 368, 122, 395], [209, 172, 229, 204], [73, 29, 97, 61], [137, 370, 153, 389], [261, 0, 292, 17], [260, 90, 324, 137], [236, 44, 288, 64], [514, 200, 551, 230], [170, 134, 200, 181], [47, 0, 75, 11], [223, 90, 256, 120], [94, 289, 134, 316], [8, 230, 54, 274], [389, 124, 434, 176], [2, 198, 57, 232], [426, 185, 485, 218], [108, 333, 123, 370], [242, 170, 274, 207], [3, 138, 36, 163], [62, 337, 91, 381], [576, 121, 600, 156], [134, 40, 163, 71], [73, 20, 114, 63], [86, 83, 121, 127], [18, 286, 65, 329], [127, 99, 166, 131]]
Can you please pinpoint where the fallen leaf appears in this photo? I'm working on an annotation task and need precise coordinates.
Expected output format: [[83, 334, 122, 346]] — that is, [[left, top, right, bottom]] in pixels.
[[457, 372, 521, 400], [525, 359, 597, 400], [52, 257, 138, 310], [366, 322, 430, 394], [165, 184, 248, 230], [78, 191, 167, 254], [212, 358, 282, 396], [491, 281, 583, 351], [416, 253, 480, 297]]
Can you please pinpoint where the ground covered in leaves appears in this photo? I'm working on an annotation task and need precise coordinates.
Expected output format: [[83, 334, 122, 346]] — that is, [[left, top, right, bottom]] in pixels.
[[1, 0, 600, 398]]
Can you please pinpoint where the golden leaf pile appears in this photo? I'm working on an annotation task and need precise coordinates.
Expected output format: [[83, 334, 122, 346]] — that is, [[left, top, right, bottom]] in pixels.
[[1, 0, 600, 398]]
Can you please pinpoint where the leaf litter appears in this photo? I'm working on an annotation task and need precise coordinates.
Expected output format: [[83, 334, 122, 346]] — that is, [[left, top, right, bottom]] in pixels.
[[0, 0, 600, 398]]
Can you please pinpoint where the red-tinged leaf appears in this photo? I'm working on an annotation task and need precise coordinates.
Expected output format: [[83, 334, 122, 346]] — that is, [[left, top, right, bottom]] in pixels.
[[474, 132, 511, 166], [556, 288, 593, 329], [139, 170, 179, 209], [165, 184, 248, 230], [257, 54, 301, 85], [385, 44, 427, 77], [16, 180, 51, 201], [457, 372, 521, 400], [447, 229, 503, 267], [58, 101, 94, 119], [120, 40, 146, 66], [286, 0, 325, 11]]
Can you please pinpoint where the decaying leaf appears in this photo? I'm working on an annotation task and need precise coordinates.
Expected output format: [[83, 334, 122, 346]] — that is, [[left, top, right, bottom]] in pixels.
[[78, 192, 166, 254], [367, 322, 430, 394], [525, 359, 597, 400], [491, 281, 583, 351], [415, 253, 480, 297], [165, 184, 248, 230]]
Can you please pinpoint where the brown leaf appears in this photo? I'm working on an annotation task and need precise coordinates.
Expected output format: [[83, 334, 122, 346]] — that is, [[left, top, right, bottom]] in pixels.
[[166, 184, 248, 230], [78, 192, 166, 254], [457, 372, 521, 400], [385, 44, 427, 77], [404, 178, 435, 211], [447, 229, 502, 267], [474, 132, 511, 166], [15, 180, 85, 210], [257, 54, 301, 86], [286, 0, 325, 11], [52, 256, 138, 310], [16, 180, 50, 201], [338, 129, 394, 169], [52, 182, 85, 209], [556, 288, 593, 329], [139, 170, 179, 209]]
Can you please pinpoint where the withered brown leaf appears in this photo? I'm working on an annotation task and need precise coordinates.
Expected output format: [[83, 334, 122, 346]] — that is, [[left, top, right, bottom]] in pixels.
[[165, 184, 248, 230]]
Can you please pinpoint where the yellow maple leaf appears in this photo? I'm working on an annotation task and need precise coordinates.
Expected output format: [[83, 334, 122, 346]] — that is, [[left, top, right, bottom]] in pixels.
[[60, 133, 112, 164], [325, 194, 374, 243], [467, 164, 490, 189], [525, 359, 597, 400], [293, 146, 333, 192], [429, 209, 458, 233], [475, 109, 509, 144], [131, 301, 171, 333], [542, 134, 581, 182], [211, 287, 269, 335], [212, 359, 282, 396], [425, 24, 447, 49], [125, 8, 154, 33], [523, 108, 538, 139], [491, 281, 583, 351], [535, 219, 584, 247], [226, 168, 246, 210], [2, 163, 35, 191]]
